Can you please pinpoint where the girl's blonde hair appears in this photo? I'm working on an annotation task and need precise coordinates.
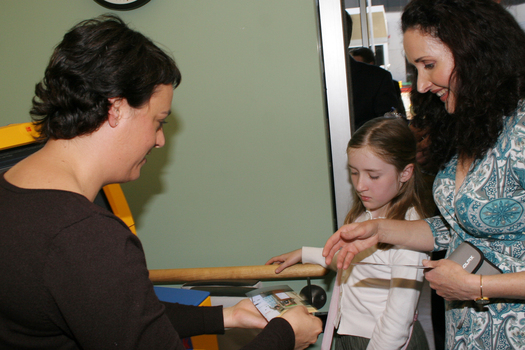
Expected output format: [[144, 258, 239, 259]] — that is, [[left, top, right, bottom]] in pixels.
[[344, 117, 433, 226]]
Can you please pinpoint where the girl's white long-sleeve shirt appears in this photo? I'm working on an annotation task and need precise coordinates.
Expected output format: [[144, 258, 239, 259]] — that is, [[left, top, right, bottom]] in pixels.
[[302, 208, 429, 350]]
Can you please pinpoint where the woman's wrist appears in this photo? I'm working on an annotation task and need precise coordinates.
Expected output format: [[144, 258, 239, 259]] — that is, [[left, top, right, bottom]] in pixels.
[[376, 219, 388, 244], [222, 306, 234, 328], [381, 219, 434, 251], [474, 274, 490, 304], [376, 219, 411, 247]]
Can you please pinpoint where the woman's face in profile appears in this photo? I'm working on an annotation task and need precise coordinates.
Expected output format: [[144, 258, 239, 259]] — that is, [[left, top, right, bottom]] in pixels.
[[403, 28, 456, 113], [114, 84, 173, 183]]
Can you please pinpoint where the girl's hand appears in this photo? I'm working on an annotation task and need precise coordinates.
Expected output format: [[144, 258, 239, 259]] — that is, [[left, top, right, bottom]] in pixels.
[[322, 220, 380, 269], [223, 298, 268, 329], [423, 259, 479, 301], [265, 249, 302, 274]]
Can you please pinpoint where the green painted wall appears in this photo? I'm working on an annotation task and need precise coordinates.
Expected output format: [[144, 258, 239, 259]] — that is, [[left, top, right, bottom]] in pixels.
[[1, 1, 336, 346]]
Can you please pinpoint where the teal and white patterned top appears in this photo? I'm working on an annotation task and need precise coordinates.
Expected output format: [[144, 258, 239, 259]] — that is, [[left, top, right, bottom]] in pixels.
[[425, 100, 525, 349]]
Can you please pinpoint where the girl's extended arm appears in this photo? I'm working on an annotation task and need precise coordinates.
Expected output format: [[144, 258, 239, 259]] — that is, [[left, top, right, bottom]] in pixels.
[[323, 219, 434, 269], [267, 247, 339, 274], [266, 249, 302, 274]]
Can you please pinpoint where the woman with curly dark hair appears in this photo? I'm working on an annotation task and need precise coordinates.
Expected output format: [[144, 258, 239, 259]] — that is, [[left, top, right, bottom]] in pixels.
[[404, 0, 525, 173], [0, 14, 322, 350], [322, 1, 525, 349]]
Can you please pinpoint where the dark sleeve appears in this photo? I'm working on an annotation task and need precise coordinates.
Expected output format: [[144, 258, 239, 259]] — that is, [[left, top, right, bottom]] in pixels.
[[43, 214, 186, 350], [372, 70, 400, 117], [162, 302, 225, 338], [240, 318, 295, 350], [164, 304, 295, 350]]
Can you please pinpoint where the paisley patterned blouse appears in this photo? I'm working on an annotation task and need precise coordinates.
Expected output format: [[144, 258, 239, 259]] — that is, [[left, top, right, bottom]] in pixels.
[[425, 100, 525, 349]]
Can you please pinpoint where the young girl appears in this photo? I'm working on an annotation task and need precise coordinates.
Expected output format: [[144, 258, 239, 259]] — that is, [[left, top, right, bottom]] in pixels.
[[267, 117, 433, 350]]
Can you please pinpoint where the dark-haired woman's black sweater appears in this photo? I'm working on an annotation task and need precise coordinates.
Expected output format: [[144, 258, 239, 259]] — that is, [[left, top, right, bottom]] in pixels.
[[0, 173, 294, 350]]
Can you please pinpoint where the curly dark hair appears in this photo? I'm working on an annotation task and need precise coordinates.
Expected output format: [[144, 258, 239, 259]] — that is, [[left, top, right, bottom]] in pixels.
[[402, 0, 525, 167], [409, 68, 455, 172], [30, 14, 181, 141]]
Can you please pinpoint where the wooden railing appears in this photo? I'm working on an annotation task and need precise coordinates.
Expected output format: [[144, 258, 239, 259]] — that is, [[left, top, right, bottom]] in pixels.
[[149, 264, 329, 284]]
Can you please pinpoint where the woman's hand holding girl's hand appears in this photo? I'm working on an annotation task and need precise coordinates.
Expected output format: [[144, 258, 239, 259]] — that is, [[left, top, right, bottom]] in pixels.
[[223, 298, 268, 329], [423, 259, 479, 301], [322, 221, 380, 269], [265, 249, 302, 274]]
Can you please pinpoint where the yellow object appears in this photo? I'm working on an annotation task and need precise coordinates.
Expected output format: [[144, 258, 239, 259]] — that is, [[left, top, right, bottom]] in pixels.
[[103, 183, 136, 234], [0, 122, 40, 151]]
